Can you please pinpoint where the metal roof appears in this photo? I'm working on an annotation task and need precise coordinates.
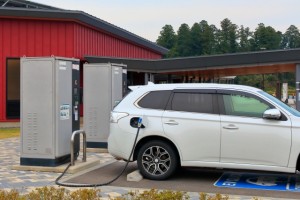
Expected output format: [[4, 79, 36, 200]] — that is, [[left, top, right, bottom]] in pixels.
[[85, 48, 300, 72], [0, 6, 168, 55], [0, 0, 61, 10]]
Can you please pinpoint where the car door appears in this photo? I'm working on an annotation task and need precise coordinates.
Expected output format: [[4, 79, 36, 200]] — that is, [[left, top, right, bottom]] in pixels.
[[162, 89, 221, 163], [219, 90, 292, 167]]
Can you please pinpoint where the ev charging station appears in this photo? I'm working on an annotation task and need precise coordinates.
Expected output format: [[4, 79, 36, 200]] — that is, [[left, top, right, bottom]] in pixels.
[[84, 63, 127, 148], [20, 57, 80, 166]]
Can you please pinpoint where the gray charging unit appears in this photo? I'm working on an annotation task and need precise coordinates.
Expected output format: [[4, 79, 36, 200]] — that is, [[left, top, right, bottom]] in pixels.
[[20, 57, 80, 166], [84, 63, 127, 148]]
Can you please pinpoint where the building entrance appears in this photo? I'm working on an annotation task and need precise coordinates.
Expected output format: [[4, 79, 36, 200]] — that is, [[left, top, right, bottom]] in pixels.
[[6, 58, 20, 119]]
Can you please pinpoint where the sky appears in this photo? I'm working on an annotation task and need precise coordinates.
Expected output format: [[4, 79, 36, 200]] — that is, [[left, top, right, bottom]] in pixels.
[[33, 0, 300, 42]]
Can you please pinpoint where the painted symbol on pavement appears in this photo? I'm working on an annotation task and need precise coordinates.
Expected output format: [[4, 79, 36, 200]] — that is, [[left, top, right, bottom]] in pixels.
[[246, 176, 281, 186], [215, 172, 300, 192]]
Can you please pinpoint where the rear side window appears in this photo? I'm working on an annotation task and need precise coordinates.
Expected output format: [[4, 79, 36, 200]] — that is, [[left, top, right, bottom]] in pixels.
[[171, 93, 214, 114], [137, 90, 171, 110]]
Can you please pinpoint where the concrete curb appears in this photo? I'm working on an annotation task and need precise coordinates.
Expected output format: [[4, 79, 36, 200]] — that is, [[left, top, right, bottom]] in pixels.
[[86, 148, 109, 153], [12, 157, 100, 174]]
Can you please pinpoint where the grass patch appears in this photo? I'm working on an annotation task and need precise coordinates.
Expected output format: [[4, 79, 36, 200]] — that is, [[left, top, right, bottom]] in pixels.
[[0, 128, 20, 139]]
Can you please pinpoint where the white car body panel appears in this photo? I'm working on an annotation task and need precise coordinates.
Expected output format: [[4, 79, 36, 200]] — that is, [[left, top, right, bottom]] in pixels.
[[162, 111, 221, 162], [220, 115, 292, 166], [289, 115, 300, 168]]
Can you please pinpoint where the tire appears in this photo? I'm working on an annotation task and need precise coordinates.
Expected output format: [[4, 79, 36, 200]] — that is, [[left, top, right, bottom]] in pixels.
[[137, 140, 178, 180]]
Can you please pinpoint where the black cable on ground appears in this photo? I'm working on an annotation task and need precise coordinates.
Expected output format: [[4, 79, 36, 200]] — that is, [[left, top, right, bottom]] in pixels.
[[55, 118, 143, 187]]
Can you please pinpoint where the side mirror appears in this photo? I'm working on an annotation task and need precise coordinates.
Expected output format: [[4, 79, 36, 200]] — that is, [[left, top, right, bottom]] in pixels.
[[263, 109, 281, 120]]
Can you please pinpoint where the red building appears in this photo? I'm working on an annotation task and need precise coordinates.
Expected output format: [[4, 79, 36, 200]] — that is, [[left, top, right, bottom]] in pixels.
[[0, 1, 167, 122]]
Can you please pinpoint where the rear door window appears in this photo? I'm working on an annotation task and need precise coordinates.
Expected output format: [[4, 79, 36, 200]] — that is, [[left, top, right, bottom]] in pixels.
[[170, 92, 215, 114]]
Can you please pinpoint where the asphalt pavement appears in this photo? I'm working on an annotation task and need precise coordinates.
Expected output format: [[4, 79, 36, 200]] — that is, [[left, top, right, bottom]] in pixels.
[[64, 161, 300, 199], [1, 136, 299, 199]]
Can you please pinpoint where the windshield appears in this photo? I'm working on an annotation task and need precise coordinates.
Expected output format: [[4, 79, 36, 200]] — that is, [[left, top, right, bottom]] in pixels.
[[258, 91, 300, 117]]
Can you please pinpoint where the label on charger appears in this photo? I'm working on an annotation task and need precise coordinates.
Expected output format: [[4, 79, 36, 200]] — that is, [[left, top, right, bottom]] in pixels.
[[60, 104, 70, 120], [72, 64, 79, 70]]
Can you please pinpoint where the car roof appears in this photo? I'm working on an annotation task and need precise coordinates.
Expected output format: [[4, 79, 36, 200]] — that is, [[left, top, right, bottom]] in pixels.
[[129, 83, 262, 93]]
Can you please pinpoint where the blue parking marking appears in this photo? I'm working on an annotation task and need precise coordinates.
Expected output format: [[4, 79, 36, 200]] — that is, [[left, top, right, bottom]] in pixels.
[[214, 172, 300, 192]]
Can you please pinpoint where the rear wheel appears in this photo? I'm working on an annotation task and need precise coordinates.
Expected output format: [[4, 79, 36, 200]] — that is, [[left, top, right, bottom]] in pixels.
[[137, 140, 178, 180]]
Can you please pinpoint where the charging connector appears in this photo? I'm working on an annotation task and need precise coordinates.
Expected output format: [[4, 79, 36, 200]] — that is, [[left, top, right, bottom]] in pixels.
[[137, 117, 142, 128]]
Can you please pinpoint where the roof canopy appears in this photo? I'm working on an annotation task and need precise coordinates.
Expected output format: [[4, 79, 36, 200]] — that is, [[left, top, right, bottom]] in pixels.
[[85, 48, 300, 77]]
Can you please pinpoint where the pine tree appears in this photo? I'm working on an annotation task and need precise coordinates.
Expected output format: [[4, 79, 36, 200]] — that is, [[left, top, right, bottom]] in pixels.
[[252, 23, 281, 50], [281, 25, 300, 49], [238, 25, 252, 52], [190, 23, 203, 56], [216, 18, 238, 53], [156, 24, 176, 49], [176, 23, 192, 57]]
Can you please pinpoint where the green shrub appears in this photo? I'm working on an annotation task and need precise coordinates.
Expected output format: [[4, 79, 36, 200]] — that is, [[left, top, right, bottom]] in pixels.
[[67, 188, 101, 200], [0, 186, 100, 200], [25, 187, 67, 200], [199, 192, 229, 200], [0, 187, 235, 200], [115, 189, 189, 200], [0, 189, 24, 200]]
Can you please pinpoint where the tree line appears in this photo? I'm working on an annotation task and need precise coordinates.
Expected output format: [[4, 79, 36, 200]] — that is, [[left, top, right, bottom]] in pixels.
[[156, 18, 300, 90], [156, 18, 300, 57]]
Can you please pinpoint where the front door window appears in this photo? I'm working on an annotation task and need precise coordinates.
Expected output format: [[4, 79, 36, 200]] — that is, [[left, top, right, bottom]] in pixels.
[[222, 93, 271, 118]]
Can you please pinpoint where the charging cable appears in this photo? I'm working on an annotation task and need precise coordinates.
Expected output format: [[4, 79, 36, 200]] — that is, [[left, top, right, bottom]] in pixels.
[[55, 117, 143, 187]]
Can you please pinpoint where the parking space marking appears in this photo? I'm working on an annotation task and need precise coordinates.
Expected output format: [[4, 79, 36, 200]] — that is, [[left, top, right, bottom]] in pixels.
[[214, 172, 300, 192]]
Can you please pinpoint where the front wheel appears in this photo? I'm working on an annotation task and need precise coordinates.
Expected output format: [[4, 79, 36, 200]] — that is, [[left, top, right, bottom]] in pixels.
[[137, 140, 178, 180]]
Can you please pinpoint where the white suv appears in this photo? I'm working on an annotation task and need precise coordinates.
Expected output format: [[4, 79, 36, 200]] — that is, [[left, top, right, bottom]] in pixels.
[[108, 83, 300, 180]]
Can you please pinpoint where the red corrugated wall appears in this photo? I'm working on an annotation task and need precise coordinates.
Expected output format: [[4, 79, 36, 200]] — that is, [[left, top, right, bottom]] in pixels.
[[0, 18, 162, 121], [73, 23, 161, 59]]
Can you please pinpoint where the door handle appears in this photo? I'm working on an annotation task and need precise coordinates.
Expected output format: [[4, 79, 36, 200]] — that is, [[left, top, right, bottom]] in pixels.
[[164, 120, 179, 125], [223, 124, 238, 130]]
